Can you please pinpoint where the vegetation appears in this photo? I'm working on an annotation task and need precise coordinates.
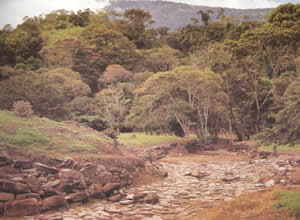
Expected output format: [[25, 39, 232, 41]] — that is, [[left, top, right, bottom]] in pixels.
[[0, 3, 299, 146], [274, 191, 300, 217]]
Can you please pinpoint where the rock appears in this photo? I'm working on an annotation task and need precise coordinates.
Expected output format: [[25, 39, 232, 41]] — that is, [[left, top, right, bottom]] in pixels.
[[35, 163, 58, 175], [88, 184, 104, 198], [265, 179, 275, 187], [56, 181, 73, 193], [0, 202, 3, 216], [16, 193, 40, 200], [41, 196, 66, 211], [80, 166, 97, 179], [0, 192, 14, 201], [144, 193, 159, 204], [0, 179, 29, 193], [66, 192, 89, 203], [103, 183, 119, 195], [145, 216, 163, 220], [221, 176, 241, 182], [133, 193, 146, 201], [59, 169, 81, 181], [154, 169, 168, 178], [4, 198, 39, 217], [58, 158, 75, 168], [189, 170, 209, 179], [259, 151, 272, 159], [108, 194, 121, 202], [13, 160, 33, 169], [120, 200, 134, 205], [43, 186, 58, 197], [0, 157, 12, 167], [45, 179, 61, 188], [109, 167, 123, 173]]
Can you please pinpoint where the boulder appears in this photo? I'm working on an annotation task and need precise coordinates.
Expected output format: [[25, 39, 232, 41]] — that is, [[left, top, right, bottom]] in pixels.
[[0, 192, 14, 201], [66, 192, 89, 203], [13, 160, 33, 169], [4, 198, 39, 217], [88, 184, 104, 198], [0, 179, 29, 193], [109, 167, 123, 174], [41, 196, 66, 212], [35, 163, 58, 175], [103, 183, 119, 195], [16, 193, 40, 200], [58, 158, 76, 168], [144, 193, 159, 204]]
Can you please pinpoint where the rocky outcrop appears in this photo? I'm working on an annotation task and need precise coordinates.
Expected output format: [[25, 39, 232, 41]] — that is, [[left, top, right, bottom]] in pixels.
[[0, 156, 142, 217]]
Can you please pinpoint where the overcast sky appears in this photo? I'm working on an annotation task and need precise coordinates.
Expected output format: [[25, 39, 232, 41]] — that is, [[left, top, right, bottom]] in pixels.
[[0, 0, 299, 28]]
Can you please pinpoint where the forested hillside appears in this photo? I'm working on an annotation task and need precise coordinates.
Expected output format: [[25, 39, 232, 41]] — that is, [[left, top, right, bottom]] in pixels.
[[0, 3, 299, 146], [107, 0, 272, 31]]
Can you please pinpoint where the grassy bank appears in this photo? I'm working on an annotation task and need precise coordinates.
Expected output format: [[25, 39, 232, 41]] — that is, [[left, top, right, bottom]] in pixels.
[[118, 132, 184, 147], [0, 110, 114, 158]]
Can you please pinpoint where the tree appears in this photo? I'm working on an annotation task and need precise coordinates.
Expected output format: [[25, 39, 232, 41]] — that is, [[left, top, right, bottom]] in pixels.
[[139, 66, 225, 142]]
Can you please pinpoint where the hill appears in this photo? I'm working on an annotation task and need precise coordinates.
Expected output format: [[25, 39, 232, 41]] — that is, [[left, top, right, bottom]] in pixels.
[[0, 110, 122, 160], [106, 0, 272, 31]]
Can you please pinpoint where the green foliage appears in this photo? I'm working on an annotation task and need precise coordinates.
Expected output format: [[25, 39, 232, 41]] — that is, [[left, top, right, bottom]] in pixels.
[[267, 4, 300, 27], [274, 191, 300, 217]]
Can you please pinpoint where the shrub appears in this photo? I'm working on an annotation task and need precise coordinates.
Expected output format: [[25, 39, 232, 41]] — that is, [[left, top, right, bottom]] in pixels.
[[274, 191, 300, 217], [13, 101, 34, 118]]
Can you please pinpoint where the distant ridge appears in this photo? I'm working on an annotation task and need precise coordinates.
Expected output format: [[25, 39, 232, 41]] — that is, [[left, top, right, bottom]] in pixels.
[[106, 0, 272, 31]]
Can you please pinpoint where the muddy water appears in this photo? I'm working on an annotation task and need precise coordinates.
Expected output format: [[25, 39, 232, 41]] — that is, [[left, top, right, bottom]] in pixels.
[[28, 150, 291, 220]]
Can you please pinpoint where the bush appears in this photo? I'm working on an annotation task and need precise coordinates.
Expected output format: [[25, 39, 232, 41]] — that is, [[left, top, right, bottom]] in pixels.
[[274, 191, 300, 217], [13, 101, 34, 118]]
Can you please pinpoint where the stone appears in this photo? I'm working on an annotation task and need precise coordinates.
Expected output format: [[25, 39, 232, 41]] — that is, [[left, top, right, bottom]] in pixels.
[[133, 193, 146, 201], [4, 198, 39, 217], [58, 158, 75, 168], [0, 157, 12, 167], [80, 166, 97, 179], [120, 200, 134, 205], [43, 186, 58, 197], [13, 160, 33, 169], [59, 169, 81, 181], [16, 193, 41, 200], [0, 179, 30, 193], [41, 196, 66, 212], [0, 202, 3, 216], [265, 179, 275, 187], [190, 170, 209, 179], [0, 192, 14, 201], [109, 167, 123, 173], [45, 179, 61, 188], [56, 181, 73, 193], [144, 193, 159, 204], [66, 192, 89, 203], [88, 184, 104, 198], [103, 183, 119, 194], [35, 163, 58, 175], [221, 176, 241, 182], [108, 194, 121, 202]]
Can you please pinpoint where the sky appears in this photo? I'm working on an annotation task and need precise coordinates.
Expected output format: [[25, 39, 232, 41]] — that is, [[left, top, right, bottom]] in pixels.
[[0, 0, 299, 28]]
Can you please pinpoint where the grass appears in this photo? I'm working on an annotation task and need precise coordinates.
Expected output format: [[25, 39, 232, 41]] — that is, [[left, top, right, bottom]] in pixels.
[[274, 191, 300, 217], [0, 110, 114, 158], [118, 132, 184, 147], [261, 143, 300, 152]]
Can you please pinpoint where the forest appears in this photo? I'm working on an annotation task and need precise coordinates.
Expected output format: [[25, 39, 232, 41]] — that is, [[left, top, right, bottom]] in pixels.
[[0, 3, 299, 146]]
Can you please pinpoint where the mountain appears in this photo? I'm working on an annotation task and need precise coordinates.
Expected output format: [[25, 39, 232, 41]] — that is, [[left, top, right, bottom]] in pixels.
[[106, 0, 273, 31]]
